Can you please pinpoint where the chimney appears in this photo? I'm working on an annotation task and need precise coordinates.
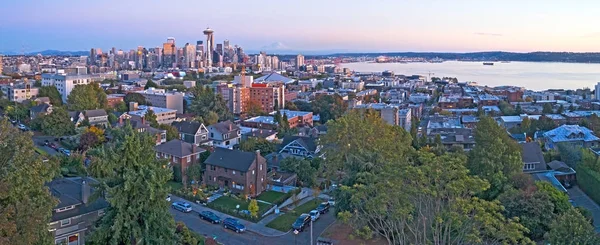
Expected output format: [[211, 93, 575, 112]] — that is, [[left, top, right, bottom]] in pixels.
[[229, 123, 232, 131], [82, 178, 91, 204], [255, 150, 261, 160], [129, 102, 138, 112]]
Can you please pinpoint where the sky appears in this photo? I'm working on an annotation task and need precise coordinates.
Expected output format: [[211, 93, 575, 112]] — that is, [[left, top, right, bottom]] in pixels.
[[2, 0, 600, 53]]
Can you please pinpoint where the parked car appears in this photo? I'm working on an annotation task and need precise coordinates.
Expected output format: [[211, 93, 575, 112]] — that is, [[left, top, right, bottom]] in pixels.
[[292, 213, 311, 232], [199, 211, 221, 224], [309, 210, 320, 221], [240, 210, 251, 215], [166, 195, 171, 202], [17, 124, 28, 131], [62, 149, 71, 156], [223, 218, 245, 233], [49, 143, 58, 150], [171, 202, 192, 213], [328, 198, 335, 206], [317, 202, 330, 214]]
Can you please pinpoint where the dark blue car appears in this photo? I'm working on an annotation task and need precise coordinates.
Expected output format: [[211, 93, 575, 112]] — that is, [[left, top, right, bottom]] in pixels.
[[223, 218, 245, 233], [199, 211, 221, 224]]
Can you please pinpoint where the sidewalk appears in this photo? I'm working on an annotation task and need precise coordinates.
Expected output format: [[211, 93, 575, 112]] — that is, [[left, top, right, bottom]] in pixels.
[[170, 194, 288, 237]]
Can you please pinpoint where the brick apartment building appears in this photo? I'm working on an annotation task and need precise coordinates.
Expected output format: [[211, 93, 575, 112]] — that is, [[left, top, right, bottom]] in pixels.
[[203, 148, 268, 197]]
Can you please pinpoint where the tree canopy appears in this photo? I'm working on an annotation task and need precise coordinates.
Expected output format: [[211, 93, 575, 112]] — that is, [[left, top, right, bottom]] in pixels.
[[38, 86, 63, 106], [239, 138, 277, 156], [467, 116, 523, 199], [312, 94, 346, 123], [67, 83, 107, 110], [188, 86, 232, 122], [145, 109, 159, 128], [158, 124, 179, 141], [31, 106, 75, 136], [124, 93, 148, 106], [547, 208, 599, 244], [87, 126, 175, 244], [0, 119, 58, 244]]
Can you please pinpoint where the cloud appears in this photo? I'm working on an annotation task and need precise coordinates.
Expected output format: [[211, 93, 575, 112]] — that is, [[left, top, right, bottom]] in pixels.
[[473, 32, 503, 37]]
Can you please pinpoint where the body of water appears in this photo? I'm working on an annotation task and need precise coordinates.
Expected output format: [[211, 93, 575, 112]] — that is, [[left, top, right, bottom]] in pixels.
[[341, 61, 600, 91]]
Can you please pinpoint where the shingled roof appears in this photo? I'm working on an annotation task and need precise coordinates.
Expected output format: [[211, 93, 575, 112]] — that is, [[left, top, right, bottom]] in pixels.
[[204, 148, 260, 171], [280, 136, 318, 152], [84, 109, 107, 118], [173, 121, 202, 135], [155, 139, 205, 157], [210, 121, 239, 134]]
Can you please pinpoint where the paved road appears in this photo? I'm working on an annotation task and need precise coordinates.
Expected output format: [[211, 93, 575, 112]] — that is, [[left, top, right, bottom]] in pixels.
[[170, 197, 336, 245], [567, 186, 600, 232], [32, 136, 60, 156]]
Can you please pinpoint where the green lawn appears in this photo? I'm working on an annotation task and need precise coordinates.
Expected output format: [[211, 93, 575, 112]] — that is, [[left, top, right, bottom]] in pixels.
[[35, 147, 49, 156], [256, 191, 287, 204], [167, 181, 184, 192], [211, 195, 270, 212], [266, 199, 321, 232]]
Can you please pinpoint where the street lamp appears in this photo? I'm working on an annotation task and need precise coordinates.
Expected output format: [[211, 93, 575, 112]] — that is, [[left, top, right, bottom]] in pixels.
[[293, 229, 299, 245], [310, 219, 314, 245]]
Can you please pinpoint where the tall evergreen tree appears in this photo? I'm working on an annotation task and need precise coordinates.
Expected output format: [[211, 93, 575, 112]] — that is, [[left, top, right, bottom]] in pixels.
[[0, 119, 58, 244], [87, 126, 175, 244]]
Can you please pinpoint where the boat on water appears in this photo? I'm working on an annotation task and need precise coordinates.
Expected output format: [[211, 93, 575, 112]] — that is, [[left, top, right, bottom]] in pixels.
[[483, 62, 494, 66], [501, 61, 511, 63]]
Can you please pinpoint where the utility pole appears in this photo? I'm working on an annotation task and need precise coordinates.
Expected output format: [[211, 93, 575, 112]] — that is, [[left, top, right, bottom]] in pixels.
[[310, 219, 313, 245]]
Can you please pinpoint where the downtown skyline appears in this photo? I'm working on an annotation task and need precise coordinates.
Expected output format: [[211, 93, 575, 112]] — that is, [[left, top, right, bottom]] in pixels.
[[3, 0, 600, 53]]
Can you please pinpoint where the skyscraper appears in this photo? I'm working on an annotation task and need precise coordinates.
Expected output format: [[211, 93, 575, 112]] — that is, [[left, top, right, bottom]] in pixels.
[[89, 48, 97, 65], [203, 28, 214, 67], [224, 39, 230, 49], [296, 54, 304, 71], [162, 37, 176, 68], [184, 43, 196, 69], [196, 41, 204, 68], [0, 55, 3, 74]]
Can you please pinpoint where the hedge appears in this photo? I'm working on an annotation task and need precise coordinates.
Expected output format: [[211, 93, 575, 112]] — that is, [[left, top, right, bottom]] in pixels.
[[576, 165, 600, 205]]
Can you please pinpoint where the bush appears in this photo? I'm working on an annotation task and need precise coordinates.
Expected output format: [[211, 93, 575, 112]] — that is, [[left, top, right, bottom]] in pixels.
[[576, 165, 600, 205]]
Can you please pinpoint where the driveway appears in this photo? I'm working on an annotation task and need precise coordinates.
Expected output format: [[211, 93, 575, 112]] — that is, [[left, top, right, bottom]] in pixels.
[[169, 195, 337, 245], [567, 186, 600, 232]]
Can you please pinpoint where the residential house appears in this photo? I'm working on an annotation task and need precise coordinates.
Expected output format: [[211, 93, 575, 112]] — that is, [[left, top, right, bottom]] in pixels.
[[207, 121, 241, 149], [30, 103, 53, 119], [114, 114, 166, 145], [48, 177, 108, 245], [155, 139, 206, 185], [521, 142, 547, 173], [543, 125, 600, 150], [429, 128, 476, 151], [172, 121, 210, 146], [500, 116, 523, 129], [279, 136, 321, 158], [203, 148, 268, 196], [69, 111, 86, 127], [242, 128, 278, 141], [83, 109, 109, 127]]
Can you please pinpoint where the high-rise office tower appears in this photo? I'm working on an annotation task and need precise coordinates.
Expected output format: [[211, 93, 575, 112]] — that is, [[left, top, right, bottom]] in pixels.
[[203, 28, 214, 67], [272, 56, 279, 70], [0, 55, 3, 74], [196, 41, 204, 68], [184, 43, 196, 69], [216, 44, 223, 56], [296, 54, 304, 71], [224, 39, 230, 49], [162, 37, 176, 68], [89, 48, 97, 65]]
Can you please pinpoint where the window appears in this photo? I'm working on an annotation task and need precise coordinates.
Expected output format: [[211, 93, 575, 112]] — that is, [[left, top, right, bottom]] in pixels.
[[210, 133, 214, 138], [225, 168, 228, 173], [60, 218, 71, 227], [232, 170, 236, 175], [56, 205, 74, 213], [523, 163, 536, 171], [260, 164, 262, 171], [68, 234, 79, 245], [241, 172, 244, 176], [252, 170, 255, 175], [210, 165, 216, 171], [213, 177, 216, 181], [55, 238, 67, 245], [226, 140, 230, 146], [261, 177, 264, 182], [187, 156, 191, 163]]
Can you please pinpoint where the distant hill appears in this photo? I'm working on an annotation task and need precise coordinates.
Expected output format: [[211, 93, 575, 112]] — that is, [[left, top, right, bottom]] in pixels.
[[325, 51, 600, 63], [26, 50, 88, 56]]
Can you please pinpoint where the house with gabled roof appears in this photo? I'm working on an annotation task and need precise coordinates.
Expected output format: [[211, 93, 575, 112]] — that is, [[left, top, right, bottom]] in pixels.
[[542, 125, 600, 150], [521, 142, 547, 173], [172, 121, 210, 146], [155, 139, 206, 185], [279, 136, 321, 158], [207, 121, 241, 149], [83, 109, 109, 127], [203, 148, 268, 196]]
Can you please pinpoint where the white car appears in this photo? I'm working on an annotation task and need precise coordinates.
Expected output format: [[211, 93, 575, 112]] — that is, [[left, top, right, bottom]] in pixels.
[[328, 198, 335, 206], [309, 210, 320, 221], [17, 124, 27, 130]]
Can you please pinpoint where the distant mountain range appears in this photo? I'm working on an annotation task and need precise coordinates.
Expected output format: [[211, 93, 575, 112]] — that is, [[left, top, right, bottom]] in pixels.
[[0, 50, 89, 56]]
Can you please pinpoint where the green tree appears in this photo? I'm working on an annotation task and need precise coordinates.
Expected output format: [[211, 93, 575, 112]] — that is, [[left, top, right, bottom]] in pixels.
[[557, 143, 582, 167], [87, 126, 175, 244], [158, 124, 179, 141], [499, 101, 516, 116], [499, 188, 555, 240], [542, 103, 554, 114], [246, 100, 265, 117], [108, 113, 118, 124], [186, 163, 202, 186], [175, 222, 202, 245], [36, 107, 76, 136], [280, 157, 319, 186], [144, 80, 159, 89], [312, 94, 346, 123], [5, 104, 28, 122], [0, 119, 58, 245], [557, 104, 564, 114], [547, 208, 599, 244], [38, 86, 63, 106], [79, 131, 100, 151], [114, 101, 128, 112], [239, 138, 277, 156], [294, 100, 313, 112], [188, 86, 232, 122], [68, 84, 99, 110], [248, 199, 259, 218], [285, 101, 298, 110], [535, 181, 571, 214], [145, 109, 159, 128], [515, 104, 523, 114], [467, 116, 523, 200], [124, 93, 148, 106]]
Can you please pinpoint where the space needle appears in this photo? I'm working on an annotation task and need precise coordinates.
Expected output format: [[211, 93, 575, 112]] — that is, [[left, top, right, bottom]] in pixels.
[[203, 28, 214, 67]]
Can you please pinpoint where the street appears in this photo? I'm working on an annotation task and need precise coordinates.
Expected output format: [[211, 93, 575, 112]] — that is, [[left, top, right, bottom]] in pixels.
[[170, 196, 336, 245], [32, 136, 60, 156]]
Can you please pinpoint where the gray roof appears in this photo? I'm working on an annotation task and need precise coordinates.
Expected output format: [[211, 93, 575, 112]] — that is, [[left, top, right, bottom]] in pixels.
[[243, 129, 277, 139], [84, 109, 107, 118], [521, 142, 547, 172], [30, 103, 51, 113], [204, 148, 259, 171], [210, 121, 239, 134], [254, 72, 294, 84], [547, 160, 570, 171], [173, 121, 202, 135], [155, 139, 205, 157], [48, 177, 109, 222], [281, 136, 318, 152]]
